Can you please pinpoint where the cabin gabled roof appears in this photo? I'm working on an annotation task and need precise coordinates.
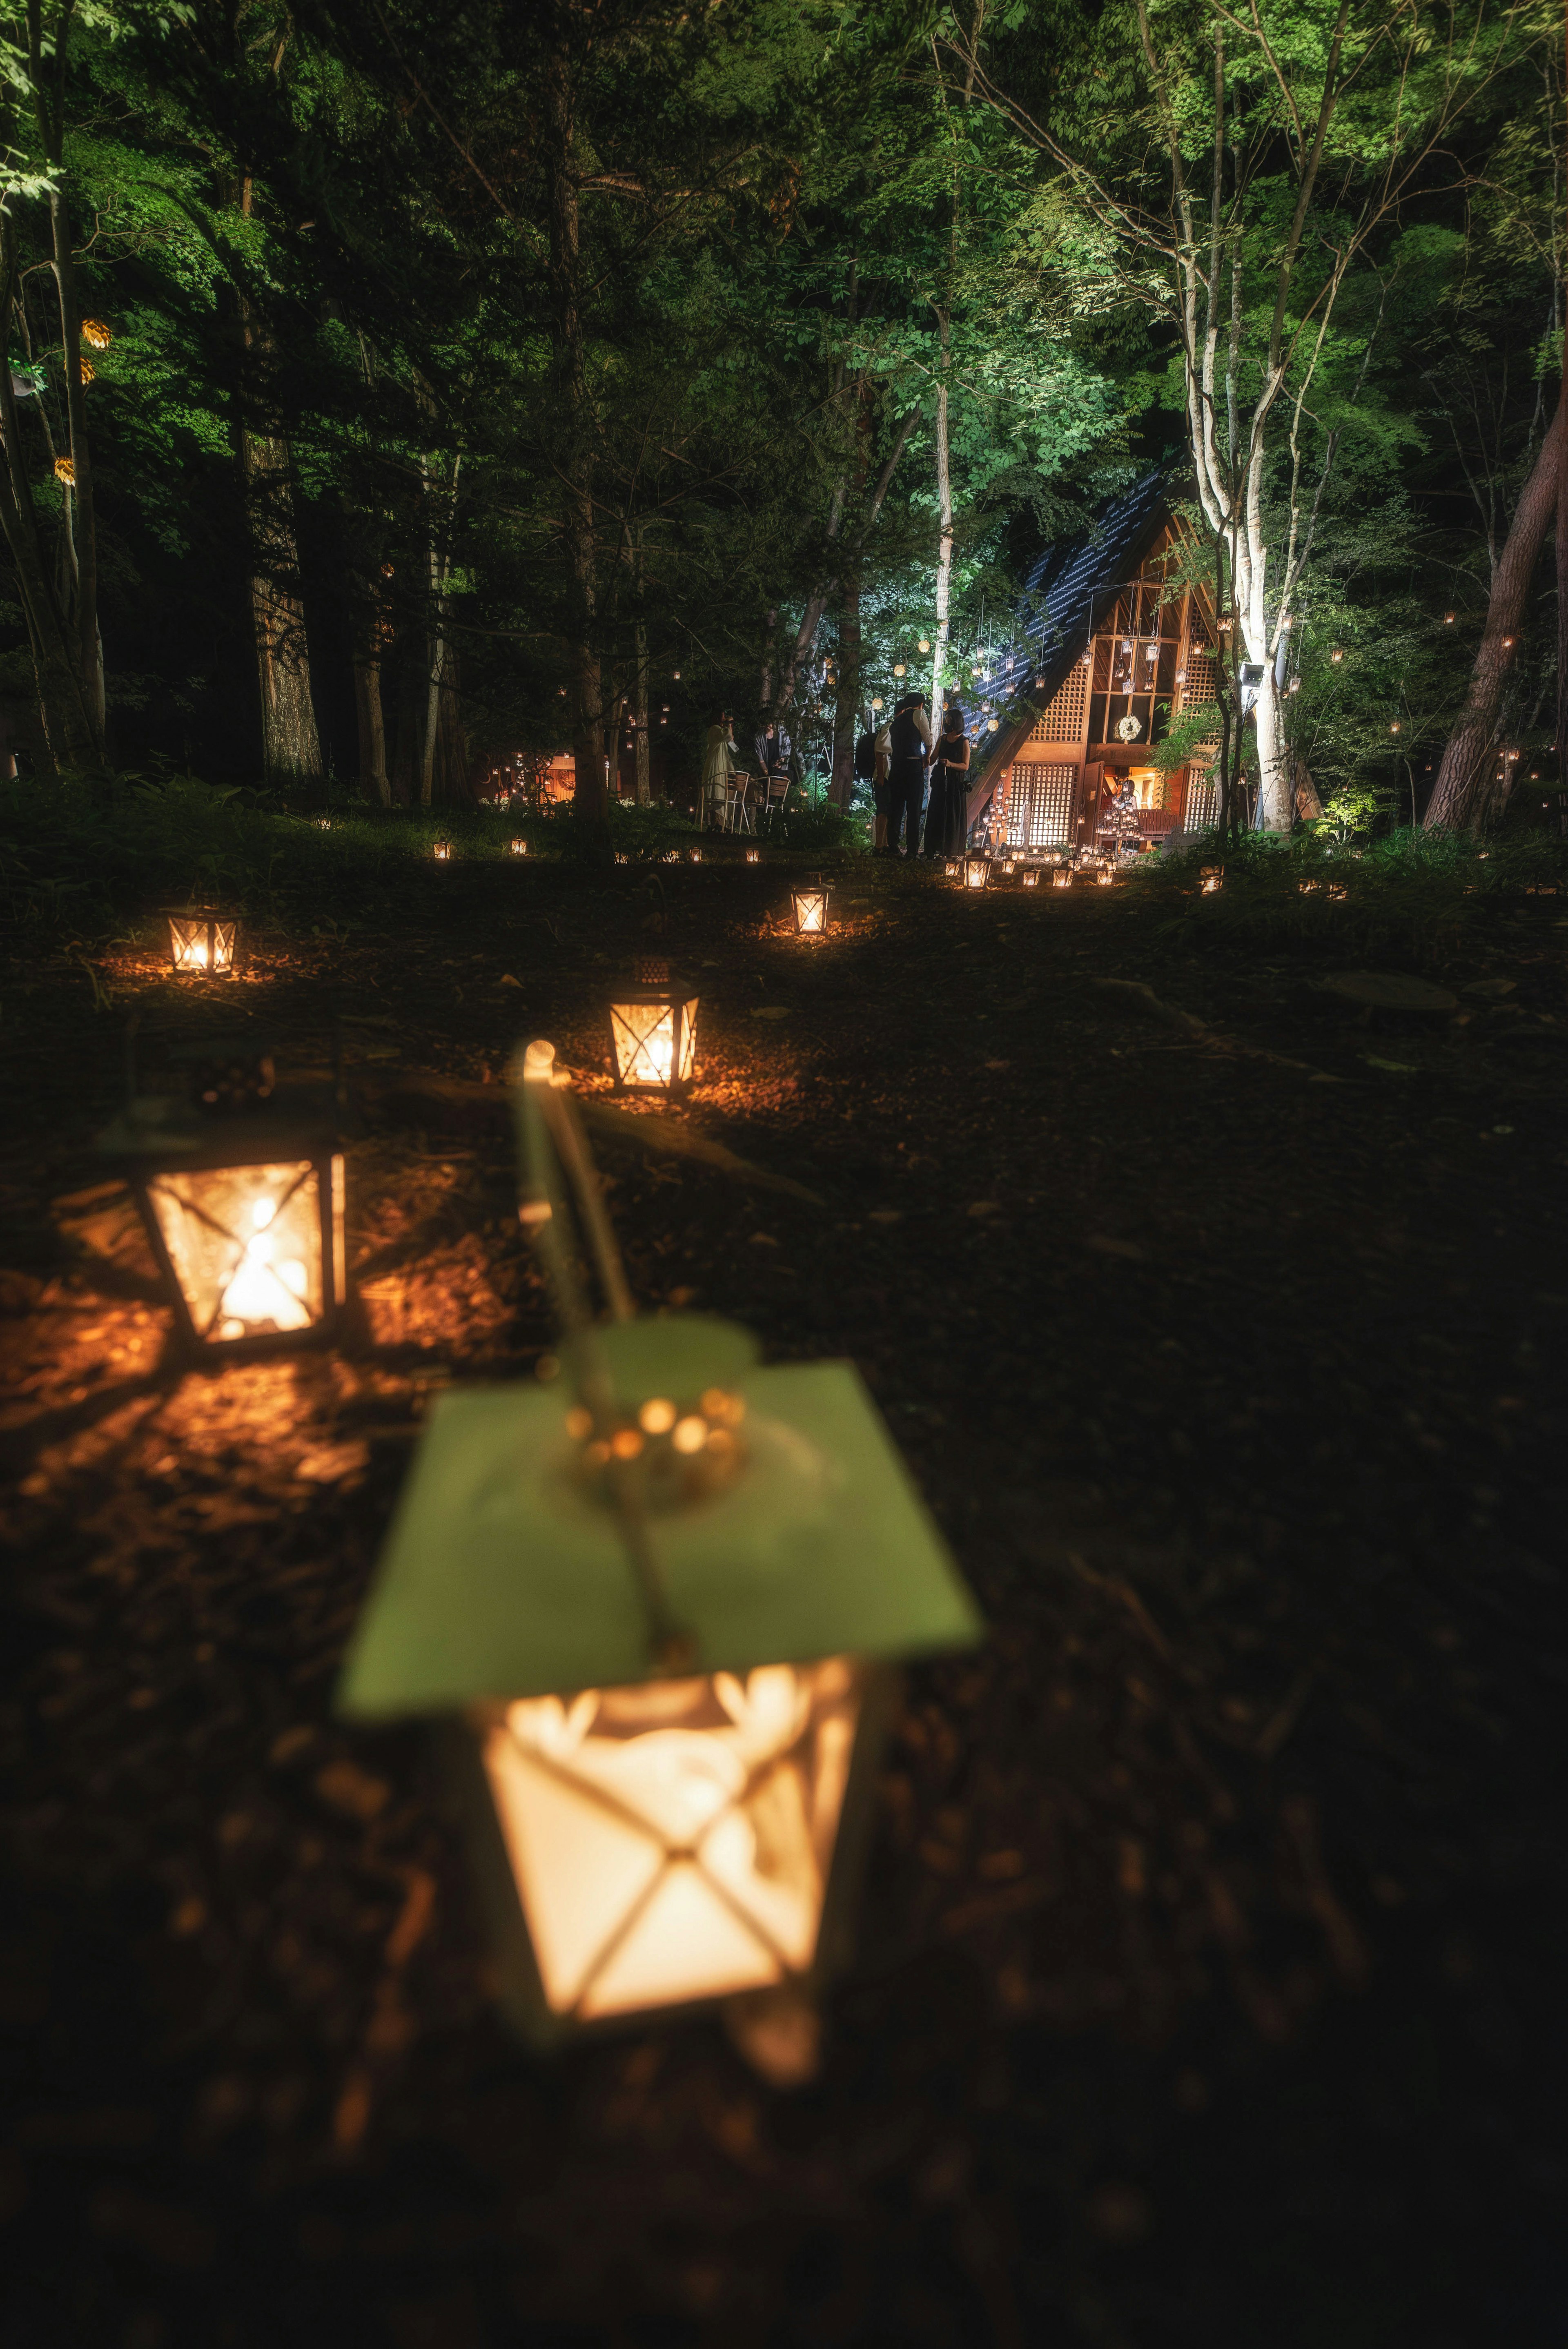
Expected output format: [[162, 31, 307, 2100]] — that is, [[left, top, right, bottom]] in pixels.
[[964, 466, 1176, 822]]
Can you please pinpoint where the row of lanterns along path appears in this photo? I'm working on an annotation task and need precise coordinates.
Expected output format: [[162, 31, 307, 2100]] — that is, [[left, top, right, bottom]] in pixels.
[[97, 897, 979, 2082]]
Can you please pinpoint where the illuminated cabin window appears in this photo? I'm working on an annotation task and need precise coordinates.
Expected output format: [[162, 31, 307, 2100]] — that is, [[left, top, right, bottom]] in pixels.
[[481, 1659, 862, 2019], [1129, 768, 1167, 812], [145, 1158, 338, 1342], [1008, 764, 1075, 848]]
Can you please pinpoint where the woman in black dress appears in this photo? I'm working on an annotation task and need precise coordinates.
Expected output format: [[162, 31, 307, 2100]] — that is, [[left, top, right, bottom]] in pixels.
[[923, 703, 970, 857]]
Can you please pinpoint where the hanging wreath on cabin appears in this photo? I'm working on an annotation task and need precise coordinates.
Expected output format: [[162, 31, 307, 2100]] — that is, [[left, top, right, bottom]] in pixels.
[[1116, 711, 1143, 743]]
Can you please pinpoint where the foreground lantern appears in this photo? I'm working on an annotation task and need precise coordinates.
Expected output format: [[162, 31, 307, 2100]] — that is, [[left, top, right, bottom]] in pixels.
[[963, 856, 989, 890], [336, 1046, 980, 2059], [165, 906, 239, 978], [791, 883, 830, 935], [608, 956, 698, 1099], [99, 1039, 347, 1354], [1200, 864, 1224, 894]]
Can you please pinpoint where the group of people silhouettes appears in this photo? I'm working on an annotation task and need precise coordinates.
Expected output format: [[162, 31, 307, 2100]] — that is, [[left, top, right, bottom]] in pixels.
[[857, 693, 971, 858]]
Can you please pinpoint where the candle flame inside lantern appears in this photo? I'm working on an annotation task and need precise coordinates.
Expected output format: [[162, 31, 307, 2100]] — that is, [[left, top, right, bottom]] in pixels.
[[481, 1658, 863, 2019], [146, 1159, 335, 1342], [608, 998, 698, 1090], [167, 912, 237, 975]]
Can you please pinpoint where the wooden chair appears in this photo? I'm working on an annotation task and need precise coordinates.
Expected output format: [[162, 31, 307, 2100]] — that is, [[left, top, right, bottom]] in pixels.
[[722, 773, 755, 835], [760, 773, 791, 835]]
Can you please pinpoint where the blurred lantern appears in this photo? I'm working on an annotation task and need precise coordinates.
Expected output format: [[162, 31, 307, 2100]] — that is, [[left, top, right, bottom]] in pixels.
[[1200, 865, 1224, 894], [673, 670, 681, 680], [1000, 859, 1016, 875], [962, 857, 989, 890], [893, 664, 906, 678], [1444, 612, 1455, 625], [54, 455, 74, 486], [689, 847, 702, 863], [944, 859, 960, 879], [918, 637, 931, 653], [1503, 637, 1515, 649], [433, 837, 453, 860], [608, 956, 698, 1100], [165, 906, 238, 979], [336, 1044, 980, 2064], [1096, 867, 1115, 887], [871, 697, 883, 712], [511, 837, 528, 856], [791, 883, 830, 935], [1389, 721, 1401, 735], [80, 318, 113, 350], [746, 849, 760, 865], [100, 1035, 347, 1356], [987, 719, 999, 733], [1022, 869, 1040, 889], [1051, 868, 1072, 889], [1331, 648, 1343, 664]]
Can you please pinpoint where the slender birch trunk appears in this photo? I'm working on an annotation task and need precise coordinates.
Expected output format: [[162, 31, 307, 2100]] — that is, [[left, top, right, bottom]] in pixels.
[[47, 184, 103, 738], [931, 305, 953, 724]]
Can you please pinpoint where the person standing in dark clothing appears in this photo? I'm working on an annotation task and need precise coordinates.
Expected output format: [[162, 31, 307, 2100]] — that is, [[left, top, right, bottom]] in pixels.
[[886, 692, 933, 857], [923, 703, 970, 857]]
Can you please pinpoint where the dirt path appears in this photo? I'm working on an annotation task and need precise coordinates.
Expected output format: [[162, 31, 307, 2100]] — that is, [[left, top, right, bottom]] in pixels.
[[3, 862, 1565, 2347]]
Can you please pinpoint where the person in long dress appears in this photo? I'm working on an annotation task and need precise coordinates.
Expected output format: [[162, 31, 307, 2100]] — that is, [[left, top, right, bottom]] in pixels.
[[699, 710, 737, 829], [923, 703, 969, 858]]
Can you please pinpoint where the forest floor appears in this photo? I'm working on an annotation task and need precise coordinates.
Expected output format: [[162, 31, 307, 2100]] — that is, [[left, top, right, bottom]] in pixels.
[[2, 852, 1566, 2349]]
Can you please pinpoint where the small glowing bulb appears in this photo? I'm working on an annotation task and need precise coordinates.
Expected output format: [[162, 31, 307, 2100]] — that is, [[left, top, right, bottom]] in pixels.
[[565, 1406, 593, 1441], [918, 637, 930, 652], [672, 1415, 707, 1455], [610, 1427, 644, 1460], [639, 1397, 677, 1434]]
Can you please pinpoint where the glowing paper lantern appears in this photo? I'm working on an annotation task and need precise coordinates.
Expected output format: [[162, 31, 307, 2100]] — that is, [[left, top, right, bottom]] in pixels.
[[165, 906, 238, 979], [791, 885, 829, 935], [918, 637, 931, 653], [337, 1061, 981, 2056], [1051, 868, 1072, 889], [100, 1056, 347, 1355], [608, 956, 698, 1100]]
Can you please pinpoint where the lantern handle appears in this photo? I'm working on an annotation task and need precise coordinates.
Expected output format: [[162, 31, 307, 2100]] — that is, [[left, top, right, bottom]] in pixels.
[[510, 1041, 691, 1674]]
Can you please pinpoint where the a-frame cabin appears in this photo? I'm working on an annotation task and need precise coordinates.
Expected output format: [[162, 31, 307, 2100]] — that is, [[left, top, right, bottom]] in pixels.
[[964, 472, 1223, 854]]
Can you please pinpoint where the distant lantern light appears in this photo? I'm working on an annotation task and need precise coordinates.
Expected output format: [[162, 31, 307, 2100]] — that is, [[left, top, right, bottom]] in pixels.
[[871, 698, 883, 711], [1503, 637, 1515, 649], [987, 719, 999, 733], [510, 837, 528, 856], [1022, 869, 1040, 889], [918, 637, 931, 653], [1200, 865, 1224, 894], [673, 670, 681, 679], [1444, 612, 1455, 625], [80, 318, 112, 350], [746, 849, 760, 864], [1176, 667, 1187, 684], [791, 884, 830, 936], [433, 836, 453, 860], [944, 859, 961, 879], [1331, 648, 1344, 664], [1096, 867, 1115, 887], [54, 455, 75, 486], [77, 358, 95, 386], [1390, 722, 1401, 735], [1051, 867, 1072, 889], [608, 957, 698, 1100], [1036, 676, 1046, 689], [165, 906, 238, 979], [893, 664, 906, 678]]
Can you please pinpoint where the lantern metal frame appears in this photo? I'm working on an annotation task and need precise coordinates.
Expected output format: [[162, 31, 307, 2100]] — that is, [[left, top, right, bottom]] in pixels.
[[100, 1078, 348, 1357], [962, 856, 990, 891], [607, 957, 699, 1101], [790, 882, 830, 935], [338, 1044, 980, 2058], [163, 906, 239, 980]]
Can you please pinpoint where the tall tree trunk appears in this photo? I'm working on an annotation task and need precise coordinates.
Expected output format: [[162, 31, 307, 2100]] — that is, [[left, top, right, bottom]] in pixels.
[[759, 604, 777, 712], [419, 452, 460, 807], [634, 609, 651, 805], [1426, 372, 1566, 832], [350, 571, 390, 805], [831, 557, 861, 807], [543, 41, 606, 845], [243, 428, 322, 785], [0, 226, 94, 771], [931, 305, 953, 725], [47, 185, 103, 739]]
